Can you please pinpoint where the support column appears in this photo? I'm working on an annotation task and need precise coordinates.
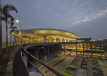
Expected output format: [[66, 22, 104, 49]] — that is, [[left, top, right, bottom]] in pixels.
[[44, 47, 47, 62], [48, 47, 50, 56], [83, 42, 84, 56], [86, 43, 88, 50], [60, 38, 62, 42], [36, 50, 39, 58], [66, 39, 68, 42], [76, 42, 77, 56], [91, 42, 93, 57], [105, 52, 107, 59], [60, 44, 62, 53], [86, 42, 88, 56], [70, 49, 72, 56], [100, 43, 102, 58], [64, 43, 65, 55], [25, 38, 27, 43], [104, 40, 107, 59], [62, 39, 63, 42], [53, 38, 56, 42], [43, 35, 47, 43]]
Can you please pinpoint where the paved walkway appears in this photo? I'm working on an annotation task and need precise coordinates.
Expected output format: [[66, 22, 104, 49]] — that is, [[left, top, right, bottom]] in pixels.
[[29, 68, 43, 76], [39, 57, 61, 73], [2, 45, 6, 48]]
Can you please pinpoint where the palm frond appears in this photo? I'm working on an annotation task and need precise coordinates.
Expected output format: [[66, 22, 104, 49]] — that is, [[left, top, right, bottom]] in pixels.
[[1, 4, 18, 28], [3, 4, 18, 14], [9, 16, 15, 27], [2, 4, 18, 20]]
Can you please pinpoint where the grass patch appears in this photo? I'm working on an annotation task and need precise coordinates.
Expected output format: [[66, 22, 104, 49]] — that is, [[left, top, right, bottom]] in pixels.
[[2, 43, 26, 47], [62, 71, 74, 76]]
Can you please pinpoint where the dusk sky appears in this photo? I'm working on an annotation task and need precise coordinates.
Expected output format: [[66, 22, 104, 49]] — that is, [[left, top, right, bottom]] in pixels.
[[2, 0, 107, 42]]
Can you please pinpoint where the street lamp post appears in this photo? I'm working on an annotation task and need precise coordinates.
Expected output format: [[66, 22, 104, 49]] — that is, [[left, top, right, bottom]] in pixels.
[[16, 19, 23, 45]]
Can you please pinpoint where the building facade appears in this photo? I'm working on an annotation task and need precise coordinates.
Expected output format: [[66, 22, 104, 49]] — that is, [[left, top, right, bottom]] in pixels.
[[12, 29, 79, 43], [11, 29, 106, 58]]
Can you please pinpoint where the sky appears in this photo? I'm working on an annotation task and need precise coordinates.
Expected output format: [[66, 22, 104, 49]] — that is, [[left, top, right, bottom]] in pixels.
[[2, 0, 107, 42]]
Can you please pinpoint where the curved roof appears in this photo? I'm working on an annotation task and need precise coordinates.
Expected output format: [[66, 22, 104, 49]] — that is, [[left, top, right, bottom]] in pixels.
[[18, 29, 79, 38]]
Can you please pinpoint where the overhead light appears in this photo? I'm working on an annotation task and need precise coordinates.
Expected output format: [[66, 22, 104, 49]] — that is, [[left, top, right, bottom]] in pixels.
[[16, 19, 19, 23]]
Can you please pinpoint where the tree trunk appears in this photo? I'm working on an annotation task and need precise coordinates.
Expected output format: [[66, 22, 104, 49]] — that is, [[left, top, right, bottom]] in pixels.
[[13, 35, 17, 46], [18, 35, 19, 45], [13, 35, 14, 46], [6, 22, 8, 51], [10, 33, 11, 46], [0, 0, 2, 53]]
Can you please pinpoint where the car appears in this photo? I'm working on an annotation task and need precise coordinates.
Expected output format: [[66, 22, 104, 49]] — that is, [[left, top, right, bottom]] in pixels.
[[68, 65, 77, 69]]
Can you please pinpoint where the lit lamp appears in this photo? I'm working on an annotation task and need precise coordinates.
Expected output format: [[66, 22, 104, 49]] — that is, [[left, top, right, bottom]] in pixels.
[[16, 19, 23, 44], [16, 19, 19, 23]]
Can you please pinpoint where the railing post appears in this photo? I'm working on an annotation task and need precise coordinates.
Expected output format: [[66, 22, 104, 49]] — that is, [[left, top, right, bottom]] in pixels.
[[64, 43, 65, 55]]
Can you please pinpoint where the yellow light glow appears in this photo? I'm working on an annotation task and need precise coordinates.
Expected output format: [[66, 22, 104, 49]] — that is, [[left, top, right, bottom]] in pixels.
[[16, 19, 19, 23]]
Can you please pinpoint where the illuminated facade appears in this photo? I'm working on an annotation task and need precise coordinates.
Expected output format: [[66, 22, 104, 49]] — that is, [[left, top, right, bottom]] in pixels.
[[12, 29, 79, 43], [11, 29, 106, 58]]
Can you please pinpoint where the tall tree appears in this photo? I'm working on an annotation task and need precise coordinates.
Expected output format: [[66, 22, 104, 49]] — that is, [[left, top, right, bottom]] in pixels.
[[9, 17, 14, 46], [1, 4, 17, 51], [0, 0, 2, 53], [11, 26, 17, 46]]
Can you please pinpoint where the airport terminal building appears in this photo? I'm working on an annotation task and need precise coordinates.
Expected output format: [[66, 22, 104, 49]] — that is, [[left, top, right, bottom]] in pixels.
[[12, 29, 79, 43], [11, 29, 107, 58]]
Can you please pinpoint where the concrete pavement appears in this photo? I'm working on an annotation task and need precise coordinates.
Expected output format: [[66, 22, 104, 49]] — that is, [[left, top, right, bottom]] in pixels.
[[45, 56, 75, 76], [98, 60, 107, 76]]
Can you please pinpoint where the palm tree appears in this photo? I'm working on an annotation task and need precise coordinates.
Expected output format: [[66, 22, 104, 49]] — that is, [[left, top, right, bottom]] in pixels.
[[9, 17, 14, 46], [0, 0, 2, 53], [11, 26, 17, 46], [14, 30, 19, 46], [1, 4, 17, 51]]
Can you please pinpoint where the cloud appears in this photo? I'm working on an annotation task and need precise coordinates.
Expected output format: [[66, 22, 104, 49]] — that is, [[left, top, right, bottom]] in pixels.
[[66, 9, 107, 26]]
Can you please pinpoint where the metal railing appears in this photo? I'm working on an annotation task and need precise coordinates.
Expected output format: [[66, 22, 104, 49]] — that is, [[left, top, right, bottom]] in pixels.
[[13, 44, 64, 76], [22, 46, 64, 76]]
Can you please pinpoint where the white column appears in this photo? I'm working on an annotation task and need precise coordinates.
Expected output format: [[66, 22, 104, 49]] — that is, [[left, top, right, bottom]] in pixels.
[[43, 35, 47, 43]]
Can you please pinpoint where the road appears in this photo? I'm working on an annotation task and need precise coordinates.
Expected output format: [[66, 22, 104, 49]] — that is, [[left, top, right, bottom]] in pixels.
[[38, 55, 75, 76], [98, 60, 107, 76]]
